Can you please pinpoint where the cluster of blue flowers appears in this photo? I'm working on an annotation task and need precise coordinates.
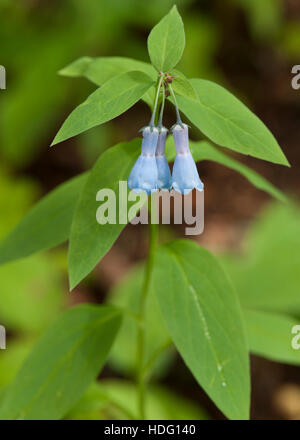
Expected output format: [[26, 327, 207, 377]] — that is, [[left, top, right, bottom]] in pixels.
[[128, 122, 204, 195], [128, 74, 203, 196]]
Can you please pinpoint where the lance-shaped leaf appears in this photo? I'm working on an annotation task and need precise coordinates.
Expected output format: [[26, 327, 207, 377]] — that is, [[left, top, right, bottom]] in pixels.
[[147, 6, 185, 72], [244, 309, 300, 365], [0, 304, 122, 420], [0, 173, 88, 266], [176, 79, 289, 166], [59, 56, 156, 85], [51, 71, 155, 146], [68, 139, 141, 290], [153, 240, 250, 420], [59, 56, 93, 78], [165, 139, 287, 202], [59, 56, 157, 108]]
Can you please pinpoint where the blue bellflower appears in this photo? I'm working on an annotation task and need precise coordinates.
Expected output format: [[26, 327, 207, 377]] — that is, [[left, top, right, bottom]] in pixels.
[[171, 123, 204, 194], [128, 126, 159, 195], [156, 126, 171, 190]]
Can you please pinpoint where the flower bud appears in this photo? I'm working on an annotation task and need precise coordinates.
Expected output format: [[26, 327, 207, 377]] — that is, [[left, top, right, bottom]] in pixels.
[[171, 123, 204, 194], [155, 127, 171, 190], [128, 126, 159, 195]]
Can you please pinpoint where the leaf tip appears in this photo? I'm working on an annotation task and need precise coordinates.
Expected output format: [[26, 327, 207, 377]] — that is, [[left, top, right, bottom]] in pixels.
[[57, 68, 66, 77], [50, 134, 63, 147], [50, 135, 60, 147], [284, 157, 291, 168], [69, 274, 79, 292], [170, 4, 183, 22], [276, 152, 291, 168]]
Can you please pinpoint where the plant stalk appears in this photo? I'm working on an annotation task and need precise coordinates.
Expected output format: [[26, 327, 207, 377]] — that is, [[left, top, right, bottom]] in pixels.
[[158, 83, 166, 128], [149, 74, 164, 127], [136, 199, 158, 420], [169, 83, 183, 125]]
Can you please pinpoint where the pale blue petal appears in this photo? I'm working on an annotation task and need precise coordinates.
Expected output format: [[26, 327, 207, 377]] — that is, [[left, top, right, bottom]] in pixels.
[[156, 155, 171, 190], [172, 153, 204, 194], [155, 127, 171, 190], [128, 156, 158, 195], [128, 126, 159, 195], [141, 126, 159, 156], [171, 124, 204, 194], [172, 123, 189, 154], [156, 127, 168, 156]]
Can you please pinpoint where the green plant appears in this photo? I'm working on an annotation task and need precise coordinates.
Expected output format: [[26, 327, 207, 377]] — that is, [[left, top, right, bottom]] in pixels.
[[0, 6, 292, 420]]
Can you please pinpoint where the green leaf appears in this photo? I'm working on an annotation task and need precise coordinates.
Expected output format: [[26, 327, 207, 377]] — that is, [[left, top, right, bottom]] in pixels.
[[221, 202, 300, 315], [0, 173, 88, 266], [108, 265, 172, 377], [59, 56, 157, 108], [0, 304, 122, 420], [147, 6, 185, 72], [153, 239, 250, 420], [51, 71, 155, 146], [59, 56, 156, 85], [58, 56, 93, 78], [171, 69, 198, 100], [244, 309, 300, 365], [67, 380, 208, 420], [176, 79, 289, 166], [68, 139, 141, 290]]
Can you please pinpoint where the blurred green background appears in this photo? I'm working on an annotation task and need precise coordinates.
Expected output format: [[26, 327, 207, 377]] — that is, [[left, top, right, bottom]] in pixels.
[[0, 0, 300, 420]]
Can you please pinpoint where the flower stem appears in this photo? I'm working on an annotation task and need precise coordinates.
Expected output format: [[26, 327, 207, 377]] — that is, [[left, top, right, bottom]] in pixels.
[[149, 74, 164, 127], [158, 83, 166, 128], [136, 198, 158, 420], [169, 83, 183, 125]]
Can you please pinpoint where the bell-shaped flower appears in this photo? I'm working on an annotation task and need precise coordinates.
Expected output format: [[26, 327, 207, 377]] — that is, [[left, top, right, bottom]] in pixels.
[[128, 126, 159, 195], [171, 123, 204, 194], [155, 126, 171, 190]]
